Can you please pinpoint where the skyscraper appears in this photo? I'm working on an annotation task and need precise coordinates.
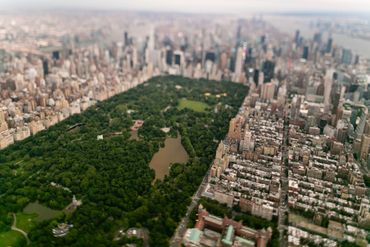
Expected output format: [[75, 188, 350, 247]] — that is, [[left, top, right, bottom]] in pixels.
[[341, 49, 352, 65], [123, 31, 129, 47], [219, 52, 228, 71], [165, 49, 173, 65], [42, 59, 49, 77], [360, 134, 370, 160], [261, 82, 275, 101], [174, 51, 182, 66], [262, 60, 275, 83], [245, 47, 253, 64], [52, 51, 60, 60], [313, 32, 322, 44], [234, 47, 244, 81], [324, 69, 335, 111], [295, 30, 300, 45], [205, 52, 216, 63], [354, 55, 360, 65], [326, 37, 333, 53], [302, 46, 309, 60], [253, 69, 259, 86], [260, 35, 266, 45]]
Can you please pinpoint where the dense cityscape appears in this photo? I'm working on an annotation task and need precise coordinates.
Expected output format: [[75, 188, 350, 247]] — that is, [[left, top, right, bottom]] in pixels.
[[0, 3, 370, 247]]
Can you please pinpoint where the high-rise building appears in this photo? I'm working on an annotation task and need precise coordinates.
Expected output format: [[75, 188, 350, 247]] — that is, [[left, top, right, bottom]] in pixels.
[[0, 110, 8, 132], [364, 120, 370, 135], [341, 49, 352, 65], [205, 51, 216, 63], [360, 134, 370, 160], [0, 49, 5, 73], [219, 52, 228, 71], [295, 30, 300, 45], [326, 37, 333, 53], [260, 82, 275, 101], [42, 59, 49, 77], [354, 55, 360, 65], [245, 47, 253, 64], [174, 53, 181, 66], [355, 110, 367, 139], [324, 69, 335, 110], [123, 31, 129, 47], [234, 47, 244, 82], [302, 46, 309, 60], [52, 51, 60, 60], [253, 69, 259, 86], [260, 35, 266, 45], [165, 49, 173, 66], [228, 116, 244, 140], [313, 32, 322, 44], [262, 60, 275, 83]]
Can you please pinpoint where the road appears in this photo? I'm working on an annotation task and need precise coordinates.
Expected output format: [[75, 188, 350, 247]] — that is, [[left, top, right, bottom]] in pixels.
[[169, 171, 209, 247], [278, 114, 290, 246], [11, 213, 30, 245]]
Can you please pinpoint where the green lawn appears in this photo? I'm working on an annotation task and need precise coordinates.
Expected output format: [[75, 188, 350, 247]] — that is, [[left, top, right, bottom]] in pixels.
[[23, 202, 61, 222], [0, 230, 26, 247], [177, 98, 209, 112], [15, 213, 37, 233]]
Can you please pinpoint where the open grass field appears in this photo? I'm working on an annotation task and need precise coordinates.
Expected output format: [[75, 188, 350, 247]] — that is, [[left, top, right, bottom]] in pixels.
[[23, 202, 61, 222], [15, 213, 37, 233], [0, 230, 25, 247], [177, 98, 209, 112]]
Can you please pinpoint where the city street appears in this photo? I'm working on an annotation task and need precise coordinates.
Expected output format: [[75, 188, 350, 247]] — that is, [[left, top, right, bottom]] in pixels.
[[278, 113, 290, 246], [169, 171, 209, 247]]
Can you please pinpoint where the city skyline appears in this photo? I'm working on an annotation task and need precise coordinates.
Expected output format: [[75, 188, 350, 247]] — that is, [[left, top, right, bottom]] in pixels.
[[1, 0, 370, 14], [0, 1, 370, 246]]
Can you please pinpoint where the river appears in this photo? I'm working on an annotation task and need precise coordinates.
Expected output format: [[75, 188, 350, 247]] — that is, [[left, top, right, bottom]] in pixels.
[[265, 15, 370, 59], [149, 135, 189, 180]]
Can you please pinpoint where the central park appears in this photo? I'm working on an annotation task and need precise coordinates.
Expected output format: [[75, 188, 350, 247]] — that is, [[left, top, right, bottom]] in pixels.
[[0, 76, 247, 246]]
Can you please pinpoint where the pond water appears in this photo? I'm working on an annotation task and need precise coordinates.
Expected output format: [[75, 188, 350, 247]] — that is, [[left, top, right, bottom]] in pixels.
[[149, 135, 189, 180], [23, 202, 61, 222]]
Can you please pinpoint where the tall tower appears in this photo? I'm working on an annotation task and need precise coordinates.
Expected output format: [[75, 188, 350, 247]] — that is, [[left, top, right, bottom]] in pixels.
[[360, 134, 370, 160], [262, 60, 275, 83], [234, 47, 244, 74], [295, 30, 300, 45], [302, 46, 309, 60], [0, 110, 8, 132], [341, 49, 352, 65], [324, 69, 335, 112], [234, 47, 244, 82], [326, 37, 333, 54]]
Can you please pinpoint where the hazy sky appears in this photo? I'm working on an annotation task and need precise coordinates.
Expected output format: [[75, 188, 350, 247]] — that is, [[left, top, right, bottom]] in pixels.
[[2, 0, 370, 14]]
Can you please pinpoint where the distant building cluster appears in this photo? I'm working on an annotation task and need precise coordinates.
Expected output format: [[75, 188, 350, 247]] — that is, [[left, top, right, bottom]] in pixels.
[[202, 40, 370, 245], [0, 14, 368, 152], [0, 11, 370, 246]]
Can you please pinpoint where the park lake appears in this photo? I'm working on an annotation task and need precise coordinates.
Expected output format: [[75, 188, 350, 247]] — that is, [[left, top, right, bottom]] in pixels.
[[149, 135, 189, 180]]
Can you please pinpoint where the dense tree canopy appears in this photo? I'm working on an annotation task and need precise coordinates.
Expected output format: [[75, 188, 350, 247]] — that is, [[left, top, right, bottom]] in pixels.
[[0, 76, 247, 246]]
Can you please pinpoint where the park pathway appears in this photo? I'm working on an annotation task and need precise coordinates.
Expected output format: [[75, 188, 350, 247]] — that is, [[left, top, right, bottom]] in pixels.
[[11, 213, 30, 245]]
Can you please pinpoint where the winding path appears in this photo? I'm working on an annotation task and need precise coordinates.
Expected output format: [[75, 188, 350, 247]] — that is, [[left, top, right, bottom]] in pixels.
[[11, 213, 30, 245]]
